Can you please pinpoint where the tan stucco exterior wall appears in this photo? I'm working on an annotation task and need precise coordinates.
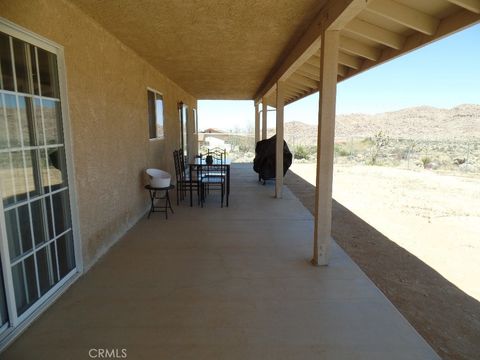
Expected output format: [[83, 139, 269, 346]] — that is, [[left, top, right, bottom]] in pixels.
[[0, 0, 197, 268]]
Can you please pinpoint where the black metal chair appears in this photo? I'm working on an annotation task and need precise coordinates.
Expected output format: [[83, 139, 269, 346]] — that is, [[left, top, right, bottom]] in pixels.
[[199, 164, 227, 208], [200, 149, 227, 207], [208, 147, 226, 162], [204, 148, 226, 178], [173, 150, 200, 206]]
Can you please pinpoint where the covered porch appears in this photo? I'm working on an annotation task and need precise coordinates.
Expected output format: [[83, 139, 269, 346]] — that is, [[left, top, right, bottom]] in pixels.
[[3, 164, 438, 359], [1, 0, 479, 357]]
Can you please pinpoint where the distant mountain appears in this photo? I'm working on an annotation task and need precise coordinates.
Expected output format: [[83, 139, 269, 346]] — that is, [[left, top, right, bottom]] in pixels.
[[276, 104, 480, 145]]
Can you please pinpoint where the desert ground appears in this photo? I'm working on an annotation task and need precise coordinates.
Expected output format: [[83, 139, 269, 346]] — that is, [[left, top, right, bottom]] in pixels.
[[291, 162, 480, 301], [284, 162, 480, 360]]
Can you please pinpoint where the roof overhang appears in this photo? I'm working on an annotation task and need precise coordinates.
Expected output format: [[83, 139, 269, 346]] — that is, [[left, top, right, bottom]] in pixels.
[[70, 1, 479, 104], [256, 0, 480, 107]]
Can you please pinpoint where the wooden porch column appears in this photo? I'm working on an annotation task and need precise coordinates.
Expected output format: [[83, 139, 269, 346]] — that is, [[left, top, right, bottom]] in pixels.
[[254, 102, 260, 145], [261, 97, 268, 140], [275, 81, 285, 198], [312, 30, 339, 266]]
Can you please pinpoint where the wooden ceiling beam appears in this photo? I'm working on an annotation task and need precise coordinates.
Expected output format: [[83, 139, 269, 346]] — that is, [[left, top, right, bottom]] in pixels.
[[328, 0, 374, 30], [289, 73, 319, 89], [366, 0, 439, 35], [340, 36, 381, 61], [281, 4, 480, 106], [345, 18, 406, 49], [286, 95, 297, 103], [255, 0, 370, 102], [286, 87, 318, 106], [447, 0, 480, 14], [284, 87, 301, 98], [296, 68, 320, 81], [306, 55, 321, 68], [338, 64, 348, 77], [299, 61, 320, 75], [287, 79, 315, 93], [338, 51, 362, 69], [284, 83, 307, 95], [285, 85, 305, 95], [307, 53, 355, 78], [341, 10, 480, 83]]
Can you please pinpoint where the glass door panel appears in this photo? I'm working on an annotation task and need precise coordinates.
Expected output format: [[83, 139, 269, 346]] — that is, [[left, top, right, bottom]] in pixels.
[[11, 255, 38, 314], [0, 28, 76, 328], [12, 38, 32, 95], [0, 32, 15, 92], [36, 242, 58, 296], [4, 205, 33, 261]]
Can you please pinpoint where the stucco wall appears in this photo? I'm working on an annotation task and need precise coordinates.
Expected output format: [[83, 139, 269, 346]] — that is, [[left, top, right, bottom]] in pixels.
[[0, 0, 197, 268]]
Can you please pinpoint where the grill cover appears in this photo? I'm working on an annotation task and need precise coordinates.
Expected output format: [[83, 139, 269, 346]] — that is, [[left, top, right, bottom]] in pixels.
[[253, 135, 292, 181]]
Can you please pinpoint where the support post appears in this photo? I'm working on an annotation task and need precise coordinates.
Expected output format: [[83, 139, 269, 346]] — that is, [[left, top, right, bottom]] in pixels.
[[254, 102, 260, 145], [312, 30, 339, 266], [275, 81, 285, 198], [261, 97, 268, 140]]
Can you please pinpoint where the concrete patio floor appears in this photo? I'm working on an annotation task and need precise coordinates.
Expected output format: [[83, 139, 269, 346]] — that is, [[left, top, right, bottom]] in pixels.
[[3, 164, 439, 359]]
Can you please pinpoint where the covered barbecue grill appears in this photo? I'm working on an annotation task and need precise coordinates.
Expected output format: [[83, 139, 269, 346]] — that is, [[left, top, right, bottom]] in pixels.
[[253, 135, 292, 184]]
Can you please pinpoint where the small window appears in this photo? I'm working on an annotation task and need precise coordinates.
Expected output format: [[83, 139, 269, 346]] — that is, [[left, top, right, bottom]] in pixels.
[[147, 89, 164, 139]]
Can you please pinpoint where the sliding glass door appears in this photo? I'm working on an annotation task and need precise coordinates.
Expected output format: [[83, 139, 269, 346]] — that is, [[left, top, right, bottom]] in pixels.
[[0, 23, 77, 334]]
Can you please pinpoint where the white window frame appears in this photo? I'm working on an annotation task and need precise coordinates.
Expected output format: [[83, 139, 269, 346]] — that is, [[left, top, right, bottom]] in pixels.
[[0, 17, 83, 350], [147, 87, 165, 141], [192, 108, 198, 134]]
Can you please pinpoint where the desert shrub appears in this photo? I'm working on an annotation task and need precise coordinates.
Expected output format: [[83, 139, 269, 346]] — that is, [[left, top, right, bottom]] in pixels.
[[226, 135, 254, 153], [367, 131, 390, 165], [238, 143, 252, 153], [293, 145, 317, 160], [421, 156, 432, 168], [335, 144, 349, 157], [294, 145, 310, 160]]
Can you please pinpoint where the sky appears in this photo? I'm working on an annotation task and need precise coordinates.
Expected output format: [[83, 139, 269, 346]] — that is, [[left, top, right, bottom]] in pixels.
[[198, 23, 480, 130]]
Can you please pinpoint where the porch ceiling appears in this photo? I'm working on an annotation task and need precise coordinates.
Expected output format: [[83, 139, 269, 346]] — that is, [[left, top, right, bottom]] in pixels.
[[70, 0, 327, 99], [259, 0, 480, 106]]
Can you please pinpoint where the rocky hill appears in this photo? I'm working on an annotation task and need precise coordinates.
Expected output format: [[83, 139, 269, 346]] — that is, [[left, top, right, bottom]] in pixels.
[[280, 104, 480, 145]]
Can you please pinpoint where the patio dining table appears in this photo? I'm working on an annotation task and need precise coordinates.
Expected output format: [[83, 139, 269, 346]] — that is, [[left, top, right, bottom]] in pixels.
[[188, 157, 231, 207]]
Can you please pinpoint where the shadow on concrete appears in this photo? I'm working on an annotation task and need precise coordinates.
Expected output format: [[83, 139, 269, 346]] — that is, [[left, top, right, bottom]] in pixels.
[[284, 170, 480, 360]]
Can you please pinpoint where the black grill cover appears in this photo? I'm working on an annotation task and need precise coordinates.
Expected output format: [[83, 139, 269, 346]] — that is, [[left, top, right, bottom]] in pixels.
[[253, 135, 292, 181]]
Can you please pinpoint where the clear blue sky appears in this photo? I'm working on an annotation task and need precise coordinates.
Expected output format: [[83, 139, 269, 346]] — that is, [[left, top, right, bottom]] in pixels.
[[198, 23, 480, 130]]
